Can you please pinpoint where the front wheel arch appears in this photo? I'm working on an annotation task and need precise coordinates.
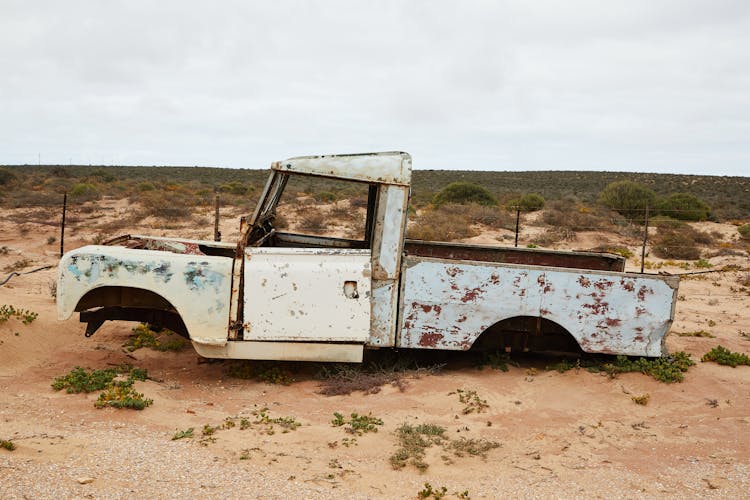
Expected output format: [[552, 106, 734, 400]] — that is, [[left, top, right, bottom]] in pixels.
[[74, 286, 190, 338]]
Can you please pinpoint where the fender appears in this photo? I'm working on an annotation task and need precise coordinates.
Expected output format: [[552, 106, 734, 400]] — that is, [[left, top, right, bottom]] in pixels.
[[57, 246, 233, 346]]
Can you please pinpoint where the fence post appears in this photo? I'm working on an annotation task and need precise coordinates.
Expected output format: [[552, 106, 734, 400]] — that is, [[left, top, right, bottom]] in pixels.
[[60, 192, 67, 257], [640, 206, 649, 273], [514, 208, 520, 248], [214, 192, 221, 242]]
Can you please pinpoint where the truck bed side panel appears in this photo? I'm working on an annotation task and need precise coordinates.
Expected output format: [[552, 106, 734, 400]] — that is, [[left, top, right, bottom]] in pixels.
[[398, 256, 678, 357]]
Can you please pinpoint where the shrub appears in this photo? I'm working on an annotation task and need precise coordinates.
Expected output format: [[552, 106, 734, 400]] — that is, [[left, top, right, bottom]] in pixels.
[[658, 193, 711, 221], [739, 224, 750, 241], [0, 169, 16, 186], [315, 191, 337, 202], [137, 182, 156, 191], [433, 182, 497, 207], [652, 230, 701, 260], [219, 181, 250, 196], [1, 439, 15, 451], [137, 190, 193, 219], [69, 183, 100, 201], [508, 193, 545, 212], [598, 181, 657, 222], [407, 205, 480, 241], [541, 199, 611, 231]]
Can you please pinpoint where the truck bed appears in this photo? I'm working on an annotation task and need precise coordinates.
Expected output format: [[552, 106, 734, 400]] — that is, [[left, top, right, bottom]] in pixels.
[[404, 240, 625, 272]]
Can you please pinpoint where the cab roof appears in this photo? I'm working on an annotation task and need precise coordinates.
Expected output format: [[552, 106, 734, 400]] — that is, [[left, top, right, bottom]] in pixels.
[[271, 151, 412, 186]]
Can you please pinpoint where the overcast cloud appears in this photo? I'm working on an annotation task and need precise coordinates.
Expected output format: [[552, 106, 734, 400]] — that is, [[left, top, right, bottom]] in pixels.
[[1, 0, 749, 174]]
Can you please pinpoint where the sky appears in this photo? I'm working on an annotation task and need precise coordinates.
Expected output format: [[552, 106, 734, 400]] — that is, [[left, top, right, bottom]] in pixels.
[[1, 1, 749, 175]]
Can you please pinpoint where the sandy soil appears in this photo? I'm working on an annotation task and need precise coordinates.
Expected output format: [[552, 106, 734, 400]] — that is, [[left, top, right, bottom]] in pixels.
[[1, 202, 749, 498]]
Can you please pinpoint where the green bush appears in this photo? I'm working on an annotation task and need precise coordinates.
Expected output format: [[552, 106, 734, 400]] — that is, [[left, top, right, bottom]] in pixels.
[[433, 182, 497, 207], [598, 181, 657, 222], [658, 193, 711, 221], [508, 193, 545, 212], [739, 224, 750, 241], [69, 183, 100, 201]]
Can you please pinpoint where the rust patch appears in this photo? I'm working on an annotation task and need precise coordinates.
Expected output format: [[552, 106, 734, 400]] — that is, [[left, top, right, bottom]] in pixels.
[[577, 276, 591, 288], [540, 308, 551, 316], [446, 266, 463, 277], [620, 279, 635, 292], [582, 299, 609, 315], [637, 286, 653, 301], [418, 332, 444, 347], [605, 318, 621, 327], [594, 279, 613, 291], [420, 304, 433, 313], [461, 287, 484, 303], [489, 273, 500, 284]]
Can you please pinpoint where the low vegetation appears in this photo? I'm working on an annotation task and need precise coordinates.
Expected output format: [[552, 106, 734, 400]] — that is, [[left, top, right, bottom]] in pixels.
[[390, 422, 499, 472], [316, 356, 443, 396], [450, 389, 489, 414], [546, 352, 695, 383], [701, 346, 750, 367], [0, 305, 38, 324], [1, 439, 15, 451], [331, 412, 384, 435], [226, 361, 295, 385], [124, 323, 186, 352], [52, 365, 152, 410]]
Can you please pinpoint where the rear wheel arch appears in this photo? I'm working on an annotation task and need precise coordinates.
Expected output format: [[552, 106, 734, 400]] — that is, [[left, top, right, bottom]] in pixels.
[[471, 315, 583, 354]]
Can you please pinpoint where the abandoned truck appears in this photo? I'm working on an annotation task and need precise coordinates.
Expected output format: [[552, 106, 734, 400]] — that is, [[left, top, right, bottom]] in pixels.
[[57, 152, 679, 362]]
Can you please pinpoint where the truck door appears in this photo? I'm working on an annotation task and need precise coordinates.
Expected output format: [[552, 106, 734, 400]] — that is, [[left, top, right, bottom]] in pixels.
[[242, 247, 372, 342]]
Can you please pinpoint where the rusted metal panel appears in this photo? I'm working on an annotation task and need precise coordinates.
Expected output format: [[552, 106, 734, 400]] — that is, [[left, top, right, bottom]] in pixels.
[[368, 185, 409, 347], [57, 246, 233, 346], [272, 151, 412, 186], [398, 256, 678, 357], [243, 247, 371, 342], [405, 241, 626, 272]]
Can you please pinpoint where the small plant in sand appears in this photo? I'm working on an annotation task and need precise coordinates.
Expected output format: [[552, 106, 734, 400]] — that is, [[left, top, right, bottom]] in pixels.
[[418, 482, 448, 499], [674, 330, 715, 338], [450, 389, 489, 414], [0, 305, 38, 325], [631, 394, 650, 405], [124, 323, 186, 352], [701, 346, 750, 367], [1, 439, 16, 451], [331, 412, 383, 435], [95, 380, 153, 410], [226, 361, 294, 385], [171, 428, 194, 440], [253, 407, 301, 434]]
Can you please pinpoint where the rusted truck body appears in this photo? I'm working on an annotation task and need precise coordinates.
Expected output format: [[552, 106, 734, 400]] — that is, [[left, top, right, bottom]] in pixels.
[[58, 152, 679, 362]]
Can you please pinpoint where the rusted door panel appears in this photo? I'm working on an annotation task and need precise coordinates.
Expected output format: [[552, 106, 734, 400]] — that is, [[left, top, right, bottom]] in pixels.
[[243, 248, 371, 342], [398, 256, 677, 357]]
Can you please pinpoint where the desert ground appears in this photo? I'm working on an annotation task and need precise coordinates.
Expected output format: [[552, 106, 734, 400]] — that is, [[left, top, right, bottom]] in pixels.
[[1, 198, 749, 499]]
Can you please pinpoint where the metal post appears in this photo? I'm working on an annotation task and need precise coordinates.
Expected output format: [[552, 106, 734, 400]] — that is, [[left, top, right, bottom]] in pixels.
[[60, 192, 67, 257], [213, 192, 221, 242], [640, 206, 649, 273], [514, 208, 520, 248]]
